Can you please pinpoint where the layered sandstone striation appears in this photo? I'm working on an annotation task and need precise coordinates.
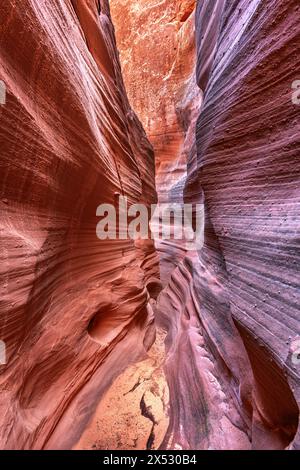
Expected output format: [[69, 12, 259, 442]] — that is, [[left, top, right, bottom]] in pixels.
[[0, 0, 299, 452], [191, 0, 300, 449], [110, 0, 201, 284], [112, 0, 300, 450], [0, 0, 159, 449]]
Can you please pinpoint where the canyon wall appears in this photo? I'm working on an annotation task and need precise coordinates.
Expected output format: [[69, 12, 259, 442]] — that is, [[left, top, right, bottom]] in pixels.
[[112, 0, 300, 450], [192, 0, 300, 449], [0, 0, 158, 449], [110, 0, 201, 284], [0, 0, 299, 451]]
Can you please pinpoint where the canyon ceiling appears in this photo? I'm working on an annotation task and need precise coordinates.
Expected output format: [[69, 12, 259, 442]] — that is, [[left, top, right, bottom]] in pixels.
[[0, 0, 299, 451]]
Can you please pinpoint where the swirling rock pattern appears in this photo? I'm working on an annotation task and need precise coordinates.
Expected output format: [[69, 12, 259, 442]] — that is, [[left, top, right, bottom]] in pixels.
[[0, 0, 158, 449], [112, 0, 300, 450], [192, 0, 300, 449], [0, 0, 299, 451]]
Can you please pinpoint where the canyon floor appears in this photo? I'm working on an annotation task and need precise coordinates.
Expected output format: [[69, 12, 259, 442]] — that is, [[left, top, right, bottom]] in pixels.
[[74, 326, 169, 450]]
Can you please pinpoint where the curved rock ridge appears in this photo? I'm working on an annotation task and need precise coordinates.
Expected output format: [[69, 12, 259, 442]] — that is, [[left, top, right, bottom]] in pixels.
[[192, 0, 300, 449], [0, 0, 159, 449], [111, 0, 252, 450], [111, 0, 300, 450]]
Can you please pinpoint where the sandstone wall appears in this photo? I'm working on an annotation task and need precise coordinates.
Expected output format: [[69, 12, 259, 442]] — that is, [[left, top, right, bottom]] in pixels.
[[0, 0, 158, 449], [112, 0, 300, 450]]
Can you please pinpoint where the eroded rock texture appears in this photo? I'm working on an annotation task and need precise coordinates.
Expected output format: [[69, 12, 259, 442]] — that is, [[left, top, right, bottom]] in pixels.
[[112, 0, 300, 450], [0, 0, 299, 452], [191, 0, 300, 449], [110, 0, 201, 284], [0, 0, 159, 449]]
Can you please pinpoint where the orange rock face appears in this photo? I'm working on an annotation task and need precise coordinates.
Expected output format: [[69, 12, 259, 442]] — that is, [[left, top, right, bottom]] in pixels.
[[111, 0, 198, 176], [111, 0, 201, 283], [0, 0, 158, 449]]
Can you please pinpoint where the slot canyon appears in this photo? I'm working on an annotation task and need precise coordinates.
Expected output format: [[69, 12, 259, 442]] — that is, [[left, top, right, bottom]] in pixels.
[[0, 0, 299, 452]]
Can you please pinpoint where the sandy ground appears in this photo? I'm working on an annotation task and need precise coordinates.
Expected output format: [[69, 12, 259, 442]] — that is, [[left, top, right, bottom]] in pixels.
[[74, 328, 169, 450]]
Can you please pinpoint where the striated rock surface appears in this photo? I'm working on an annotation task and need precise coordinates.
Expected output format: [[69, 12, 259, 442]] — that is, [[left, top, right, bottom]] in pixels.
[[111, 0, 201, 284], [191, 0, 300, 449], [112, 0, 300, 450], [0, 0, 159, 449], [0, 0, 299, 452]]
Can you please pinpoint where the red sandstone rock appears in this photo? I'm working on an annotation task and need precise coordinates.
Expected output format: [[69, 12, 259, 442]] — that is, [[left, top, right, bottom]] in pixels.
[[0, 0, 299, 452], [112, 0, 300, 451], [0, 0, 158, 449], [111, 0, 201, 284]]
